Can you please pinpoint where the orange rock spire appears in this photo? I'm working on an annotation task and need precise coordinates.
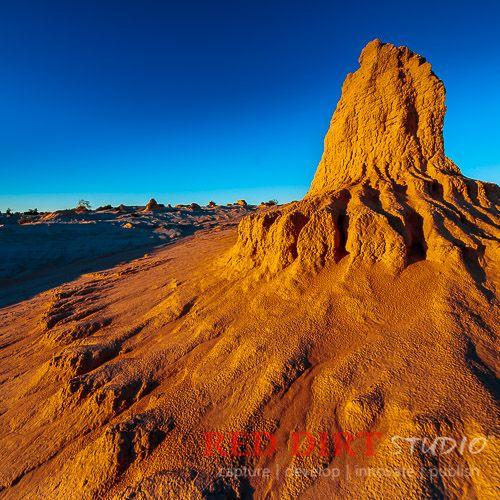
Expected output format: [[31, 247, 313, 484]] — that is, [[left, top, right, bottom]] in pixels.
[[308, 39, 459, 195]]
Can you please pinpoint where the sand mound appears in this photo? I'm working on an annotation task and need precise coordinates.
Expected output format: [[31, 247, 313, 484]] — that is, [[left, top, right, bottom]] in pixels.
[[0, 40, 498, 499]]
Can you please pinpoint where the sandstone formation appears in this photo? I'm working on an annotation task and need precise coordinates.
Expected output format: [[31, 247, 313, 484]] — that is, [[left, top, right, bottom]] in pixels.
[[227, 39, 499, 280], [0, 41, 498, 499], [143, 198, 164, 212], [116, 204, 129, 213]]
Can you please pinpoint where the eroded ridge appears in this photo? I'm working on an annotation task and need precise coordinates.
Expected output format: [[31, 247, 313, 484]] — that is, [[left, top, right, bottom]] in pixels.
[[227, 40, 499, 280]]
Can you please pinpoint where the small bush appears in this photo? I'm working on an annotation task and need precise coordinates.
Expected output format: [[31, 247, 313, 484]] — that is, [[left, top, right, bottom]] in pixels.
[[77, 199, 92, 210]]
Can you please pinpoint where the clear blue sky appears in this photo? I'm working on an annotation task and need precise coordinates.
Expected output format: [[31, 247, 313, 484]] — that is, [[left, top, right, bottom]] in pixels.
[[1, 0, 499, 211]]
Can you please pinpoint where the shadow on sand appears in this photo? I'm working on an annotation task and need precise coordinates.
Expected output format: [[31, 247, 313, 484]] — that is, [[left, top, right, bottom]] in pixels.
[[0, 220, 197, 308], [0, 241, 170, 309]]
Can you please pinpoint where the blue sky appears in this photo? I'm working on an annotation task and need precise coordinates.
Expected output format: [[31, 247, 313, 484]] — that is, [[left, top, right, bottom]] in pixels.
[[0, 0, 498, 211]]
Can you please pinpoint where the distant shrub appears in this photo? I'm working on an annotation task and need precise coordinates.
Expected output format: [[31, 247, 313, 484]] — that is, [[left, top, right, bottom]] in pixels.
[[96, 204, 113, 211], [76, 199, 92, 210], [259, 200, 278, 207]]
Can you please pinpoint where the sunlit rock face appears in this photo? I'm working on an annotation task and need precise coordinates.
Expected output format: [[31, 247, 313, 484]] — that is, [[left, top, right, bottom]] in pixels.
[[228, 40, 499, 277], [308, 39, 456, 194]]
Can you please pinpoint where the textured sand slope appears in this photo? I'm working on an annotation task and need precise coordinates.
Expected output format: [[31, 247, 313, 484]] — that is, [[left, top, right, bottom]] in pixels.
[[0, 40, 498, 499]]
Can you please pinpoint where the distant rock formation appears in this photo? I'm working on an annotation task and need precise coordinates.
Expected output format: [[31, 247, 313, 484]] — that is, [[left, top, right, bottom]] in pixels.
[[116, 204, 130, 213], [227, 40, 499, 279], [236, 199, 247, 206], [96, 205, 113, 212], [143, 198, 164, 212]]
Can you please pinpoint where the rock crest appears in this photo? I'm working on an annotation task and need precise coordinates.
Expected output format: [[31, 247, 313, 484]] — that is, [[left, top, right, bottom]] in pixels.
[[144, 198, 164, 212], [308, 39, 457, 194]]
